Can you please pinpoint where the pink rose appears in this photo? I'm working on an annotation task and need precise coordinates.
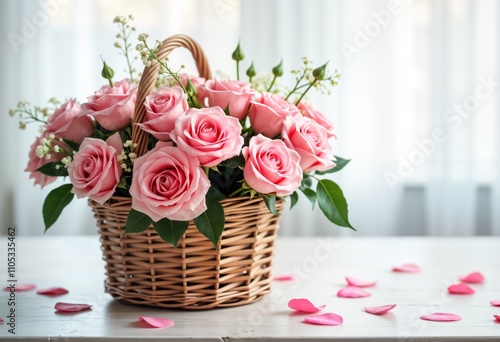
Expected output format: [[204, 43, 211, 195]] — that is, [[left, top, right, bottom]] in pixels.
[[202, 79, 254, 119], [45, 99, 94, 144], [25, 135, 62, 188], [136, 86, 189, 141], [129, 143, 210, 221], [242, 134, 302, 196], [297, 101, 336, 139], [248, 92, 300, 138], [170, 107, 244, 167], [81, 79, 137, 131], [282, 115, 335, 172], [68, 133, 123, 204]]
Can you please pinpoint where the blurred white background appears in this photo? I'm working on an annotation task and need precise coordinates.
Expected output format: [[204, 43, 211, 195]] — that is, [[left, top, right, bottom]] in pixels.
[[0, 0, 499, 237]]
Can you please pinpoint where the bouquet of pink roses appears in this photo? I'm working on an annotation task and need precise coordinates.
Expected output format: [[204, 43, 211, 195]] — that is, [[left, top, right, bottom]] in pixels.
[[11, 16, 354, 247]]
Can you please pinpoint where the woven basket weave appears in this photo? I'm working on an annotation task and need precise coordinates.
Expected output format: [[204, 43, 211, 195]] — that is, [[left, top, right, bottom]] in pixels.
[[89, 35, 285, 309]]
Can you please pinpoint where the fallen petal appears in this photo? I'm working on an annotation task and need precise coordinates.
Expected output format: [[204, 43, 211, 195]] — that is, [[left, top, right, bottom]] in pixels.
[[273, 273, 296, 281], [304, 313, 343, 326], [337, 286, 371, 298], [3, 284, 36, 292], [0, 318, 3, 323], [55, 302, 92, 312], [494, 315, 500, 322], [448, 283, 475, 295], [364, 304, 397, 315], [288, 298, 326, 313], [420, 312, 461, 322], [139, 316, 175, 328], [392, 263, 421, 273], [490, 300, 500, 306], [37, 287, 69, 296], [345, 276, 377, 288], [459, 271, 484, 284]]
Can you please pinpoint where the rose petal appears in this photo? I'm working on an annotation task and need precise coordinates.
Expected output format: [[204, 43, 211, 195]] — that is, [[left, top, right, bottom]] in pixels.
[[364, 304, 397, 315], [494, 315, 500, 322], [138, 316, 175, 328], [459, 271, 485, 284], [0, 318, 3, 323], [304, 313, 343, 326], [288, 298, 326, 313], [345, 276, 377, 288], [420, 312, 462, 322], [273, 273, 296, 281], [37, 287, 69, 295], [490, 300, 500, 306], [392, 263, 421, 273], [55, 302, 92, 312], [448, 283, 475, 295], [337, 286, 371, 298], [3, 284, 36, 292]]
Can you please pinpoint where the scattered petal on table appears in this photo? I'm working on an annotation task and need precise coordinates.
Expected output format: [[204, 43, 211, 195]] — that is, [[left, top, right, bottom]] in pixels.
[[494, 315, 500, 322], [364, 304, 397, 315], [337, 286, 371, 298], [420, 312, 461, 322], [345, 276, 377, 288], [55, 302, 92, 312], [304, 313, 343, 326], [459, 271, 484, 284], [448, 283, 475, 295], [37, 287, 69, 296], [273, 273, 296, 281], [288, 298, 326, 313], [3, 284, 36, 292], [0, 318, 3, 323], [392, 263, 421, 273], [490, 300, 500, 307], [139, 316, 175, 328]]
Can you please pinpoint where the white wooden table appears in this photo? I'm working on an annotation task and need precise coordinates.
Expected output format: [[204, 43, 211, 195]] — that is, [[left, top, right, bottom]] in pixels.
[[0, 235, 499, 341]]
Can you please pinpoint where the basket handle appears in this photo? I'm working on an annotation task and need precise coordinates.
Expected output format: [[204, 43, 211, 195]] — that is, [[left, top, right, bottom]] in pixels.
[[131, 34, 212, 157]]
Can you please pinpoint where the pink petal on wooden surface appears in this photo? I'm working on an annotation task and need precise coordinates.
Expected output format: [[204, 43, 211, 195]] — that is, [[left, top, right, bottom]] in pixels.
[[494, 315, 500, 322], [288, 298, 326, 313], [337, 286, 371, 298], [54, 302, 92, 312], [490, 300, 500, 306], [364, 304, 397, 315], [345, 276, 377, 288], [392, 263, 421, 273], [448, 283, 475, 295], [273, 273, 296, 281], [304, 313, 343, 326], [3, 284, 36, 292], [459, 271, 485, 284], [420, 312, 462, 322], [37, 287, 69, 295], [139, 316, 175, 328]]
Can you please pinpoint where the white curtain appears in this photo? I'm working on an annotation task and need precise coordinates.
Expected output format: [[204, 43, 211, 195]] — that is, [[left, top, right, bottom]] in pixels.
[[1, 0, 499, 236]]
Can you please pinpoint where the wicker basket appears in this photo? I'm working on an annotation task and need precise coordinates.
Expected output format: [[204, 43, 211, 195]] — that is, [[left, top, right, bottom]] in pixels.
[[89, 35, 285, 309]]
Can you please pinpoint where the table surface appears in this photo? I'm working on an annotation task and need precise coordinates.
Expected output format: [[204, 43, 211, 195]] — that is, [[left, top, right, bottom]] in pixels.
[[0, 235, 499, 341]]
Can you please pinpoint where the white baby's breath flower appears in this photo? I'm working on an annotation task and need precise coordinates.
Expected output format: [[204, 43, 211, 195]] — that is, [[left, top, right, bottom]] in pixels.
[[137, 33, 149, 42], [35, 145, 45, 158]]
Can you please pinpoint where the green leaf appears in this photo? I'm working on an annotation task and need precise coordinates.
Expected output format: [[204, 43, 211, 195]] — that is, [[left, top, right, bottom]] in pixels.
[[125, 209, 152, 234], [42, 184, 74, 231], [289, 191, 299, 209], [301, 187, 317, 209], [316, 156, 351, 174], [263, 194, 280, 215], [193, 198, 225, 248], [299, 174, 313, 190], [154, 218, 189, 247], [206, 185, 226, 201], [36, 162, 68, 177], [62, 139, 80, 152], [316, 179, 355, 230]]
